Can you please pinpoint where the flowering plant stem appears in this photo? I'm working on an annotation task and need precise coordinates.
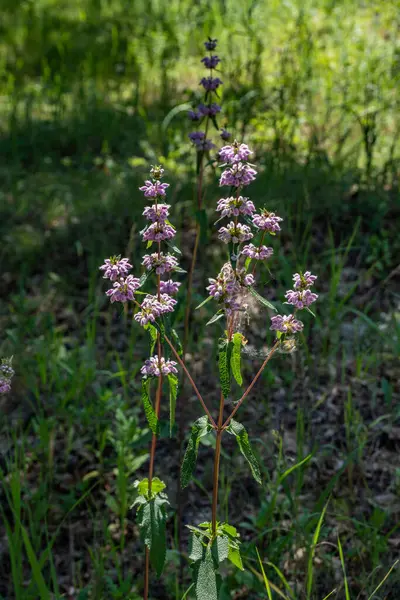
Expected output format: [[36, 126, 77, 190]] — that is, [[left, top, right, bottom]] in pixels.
[[144, 333, 162, 600]]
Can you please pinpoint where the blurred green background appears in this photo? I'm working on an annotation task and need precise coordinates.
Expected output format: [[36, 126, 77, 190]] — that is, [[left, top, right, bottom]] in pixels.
[[0, 0, 399, 598]]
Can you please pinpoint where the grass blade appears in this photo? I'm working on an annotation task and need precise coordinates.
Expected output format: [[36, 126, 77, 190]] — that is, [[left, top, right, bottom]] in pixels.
[[256, 547, 273, 600], [337, 535, 351, 600], [21, 525, 51, 600], [306, 500, 329, 600], [367, 560, 399, 599]]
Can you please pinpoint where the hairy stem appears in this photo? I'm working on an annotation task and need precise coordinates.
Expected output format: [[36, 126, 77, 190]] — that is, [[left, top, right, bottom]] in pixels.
[[144, 271, 162, 600], [164, 334, 217, 429], [222, 340, 280, 430], [211, 391, 225, 537]]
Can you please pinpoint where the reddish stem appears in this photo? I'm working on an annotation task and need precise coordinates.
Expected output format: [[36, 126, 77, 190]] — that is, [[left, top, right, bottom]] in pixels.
[[222, 340, 280, 430]]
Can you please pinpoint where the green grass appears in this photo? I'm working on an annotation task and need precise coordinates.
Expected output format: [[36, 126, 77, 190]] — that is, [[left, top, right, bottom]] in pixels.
[[1, 0, 400, 598]]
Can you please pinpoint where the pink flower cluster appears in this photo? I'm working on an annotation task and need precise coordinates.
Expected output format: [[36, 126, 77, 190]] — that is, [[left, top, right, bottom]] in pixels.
[[106, 275, 141, 303], [100, 257, 140, 303], [134, 293, 178, 326], [188, 39, 231, 148], [284, 271, 318, 309], [241, 244, 273, 260], [142, 253, 178, 274], [207, 263, 254, 315], [99, 256, 132, 281], [252, 211, 283, 233], [218, 222, 253, 244], [271, 271, 318, 336], [0, 357, 14, 395], [219, 141, 253, 164], [141, 356, 178, 378], [219, 163, 257, 187], [100, 167, 181, 340], [216, 196, 255, 218], [205, 140, 285, 317], [270, 315, 304, 334]]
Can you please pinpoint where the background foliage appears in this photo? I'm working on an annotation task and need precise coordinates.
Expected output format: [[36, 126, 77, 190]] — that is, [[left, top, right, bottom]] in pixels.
[[0, 0, 399, 598]]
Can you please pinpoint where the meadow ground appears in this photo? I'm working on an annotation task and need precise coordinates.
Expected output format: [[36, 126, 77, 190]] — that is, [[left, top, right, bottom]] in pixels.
[[0, 1, 399, 598]]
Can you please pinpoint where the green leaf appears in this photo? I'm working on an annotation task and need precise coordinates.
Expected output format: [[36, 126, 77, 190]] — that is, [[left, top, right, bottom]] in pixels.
[[218, 339, 231, 399], [212, 535, 229, 564], [165, 240, 182, 255], [181, 416, 212, 488], [195, 549, 218, 600], [256, 548, 273, 600], [171, 328, 183, 356], [168, 373, 179, 436], [220, 523, 238, 538], [21, 526, 51, 600], [228, 546, 244, 571], [136, 495, 169, 577], [144, 323, 158, 354], [135, 477, 166, 499], [142, 379, 158, 435], [306, 499, 329, 599], [231, 332, 243, 386], [139, 272, 149, 288], [206, 311, 224, 326], [196, 295, 213, 310], [249, 286, 277, 312], [189, 533, 204, 562], [227, 420, 261, 484]]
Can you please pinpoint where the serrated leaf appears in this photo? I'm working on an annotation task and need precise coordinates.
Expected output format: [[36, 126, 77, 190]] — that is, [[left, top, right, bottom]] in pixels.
[[231, 332, 243, 386], [189, 533, 204, 562], [228, 546, 244, 570], [168, 373, 179, 436], [206, 311, 224, 326], [135, 477, 166, 498], [249, 286, 277, 312], [196, 295, 213, 310], [144, 323, 158, 354], [195, 550, 218, 600], [227, 420, 261, 484], [136, 495, 169, 577], [212, 535, 229, 564], [218, 339, 231, 399], [139, 272, 149, 287], [142, 379, 158, 435], [220, 523, 238, 538], [165, 240, 182, 255], [181, 416, 212, 488]]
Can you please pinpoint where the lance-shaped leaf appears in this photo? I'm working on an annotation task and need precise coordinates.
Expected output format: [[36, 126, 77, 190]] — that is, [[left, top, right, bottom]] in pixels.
[[144, 323, 158, 354], [167, 373, 179, 436], [226, 419, 261, 484], [249, 286, 277, 312], [134, 494, 169, 577], [196, 295, 213, 310], [212, 535, 229, 565], [181, 416, 213, 488], [218, 338, 231, 399], [194, 549, 218, 600], [189, 532, 204, 562], [206, 311, 224, 326], [231, 332, 243, 386], [142, 379, 158, 435]]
